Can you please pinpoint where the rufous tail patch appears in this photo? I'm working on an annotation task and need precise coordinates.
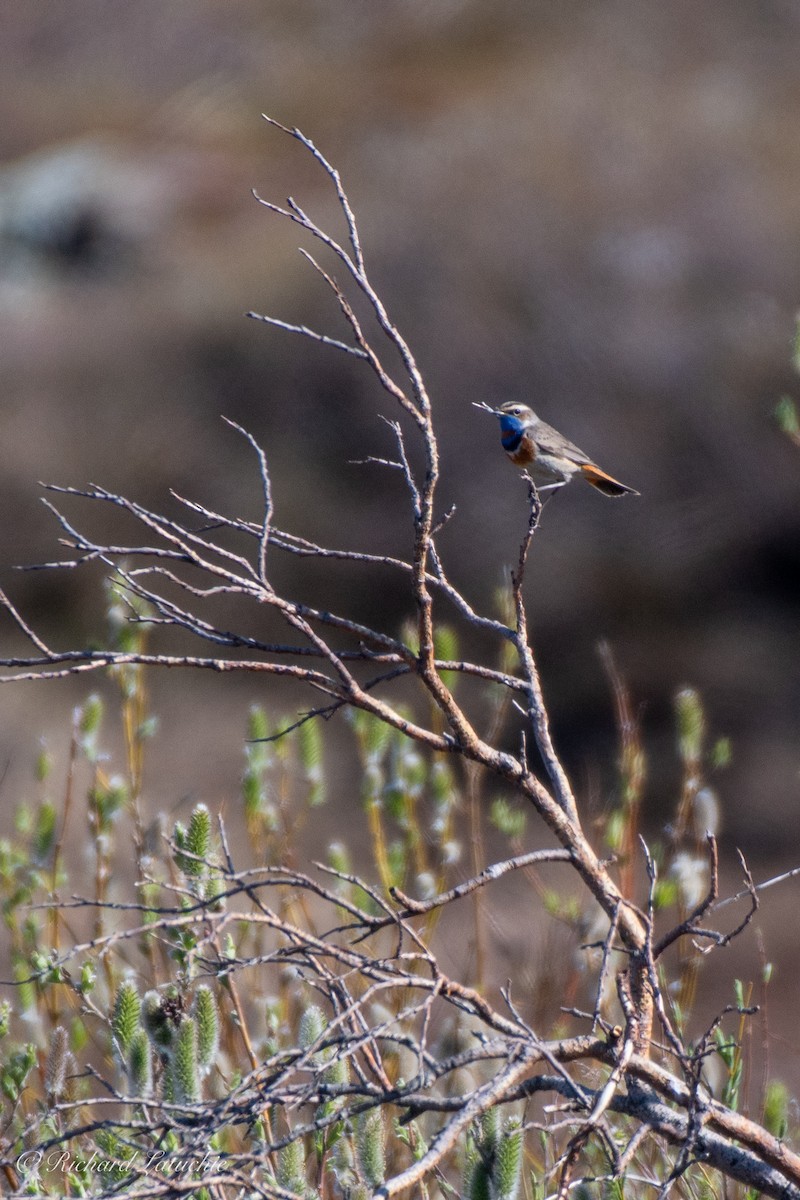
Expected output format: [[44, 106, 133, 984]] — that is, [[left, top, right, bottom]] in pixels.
[[580, 463, 640, 497]]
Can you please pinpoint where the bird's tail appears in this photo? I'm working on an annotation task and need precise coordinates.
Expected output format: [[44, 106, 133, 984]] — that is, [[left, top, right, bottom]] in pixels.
[[580, 463, 640, 497]]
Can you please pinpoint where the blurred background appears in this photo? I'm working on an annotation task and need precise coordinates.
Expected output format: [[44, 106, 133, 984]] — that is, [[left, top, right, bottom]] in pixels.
[[2, 0, 800, 1071]]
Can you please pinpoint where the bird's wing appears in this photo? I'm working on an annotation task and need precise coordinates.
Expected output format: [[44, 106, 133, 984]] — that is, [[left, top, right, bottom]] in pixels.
[[532, 420, 591, 465]]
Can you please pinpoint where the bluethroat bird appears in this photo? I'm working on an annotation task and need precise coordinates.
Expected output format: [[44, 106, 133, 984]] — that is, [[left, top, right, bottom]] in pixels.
[[475, 401, 639, 497]]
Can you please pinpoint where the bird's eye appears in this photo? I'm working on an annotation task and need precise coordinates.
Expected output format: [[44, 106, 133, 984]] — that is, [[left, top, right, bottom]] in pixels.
[[513, 406, 523, 415]]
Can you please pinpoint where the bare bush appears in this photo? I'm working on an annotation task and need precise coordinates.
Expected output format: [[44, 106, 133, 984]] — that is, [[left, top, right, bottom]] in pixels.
[[0, 118, 797, 1200]]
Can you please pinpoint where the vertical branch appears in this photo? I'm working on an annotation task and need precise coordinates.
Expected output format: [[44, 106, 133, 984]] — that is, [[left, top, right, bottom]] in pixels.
[[511, 478, 579, 824], [599, 641, 645, 902], [223, 418, 274, 589]]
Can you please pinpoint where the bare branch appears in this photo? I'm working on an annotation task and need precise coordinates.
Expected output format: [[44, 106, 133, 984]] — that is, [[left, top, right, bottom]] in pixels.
[[245, 307, 369, 359], [390, 848, 573, 916]]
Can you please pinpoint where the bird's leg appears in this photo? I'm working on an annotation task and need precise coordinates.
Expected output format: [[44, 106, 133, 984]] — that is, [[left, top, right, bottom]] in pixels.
[[524, 475, 566, 508]]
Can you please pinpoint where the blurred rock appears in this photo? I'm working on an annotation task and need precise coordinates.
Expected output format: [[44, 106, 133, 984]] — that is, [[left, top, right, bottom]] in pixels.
[[0, 139, 172, 277]]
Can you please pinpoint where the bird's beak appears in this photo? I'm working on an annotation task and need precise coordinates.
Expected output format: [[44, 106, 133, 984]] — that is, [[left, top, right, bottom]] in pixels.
[[472, 401, 502, 417]]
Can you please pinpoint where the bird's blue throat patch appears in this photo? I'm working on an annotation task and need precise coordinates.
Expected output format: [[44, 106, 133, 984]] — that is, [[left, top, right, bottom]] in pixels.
[[499, 414, 525, 452]]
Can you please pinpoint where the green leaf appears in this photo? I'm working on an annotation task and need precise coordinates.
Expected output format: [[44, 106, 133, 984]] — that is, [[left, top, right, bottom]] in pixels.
[[763, 1079, 790, 1139], [652, 878, 678, 909], [675, 687, 704, 765], [89, 778, 128, 830], [493, 1117, 523, 1200], [356, 1109, 385, 1189], [35, 745, 53, 784], [175, 804, 212, 876], [112, 981, 141, 1055], [32, 802, 57, 863], [277, 1137, 306, 1192], [128, 1028, 153, 1098], [490, 797, 526, 840], [327, 842, 350, 875], [79, 962, 97, 995], [710, 737, 732, 769], [350, 710, 392, 759], [434, 624, 459, 689], [776, 395, 800, 439], [187, 804, 212, 860], [172, 1017, 200, 1104], [1, 1043, 36, 1102], [247, 704, 270, 744], [298, 1004, 325, 1051], [194, 986, 220, 1074], [299, 717, 322, 771], [79, 693, 104, 739], [299, 719, 325, 806]]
